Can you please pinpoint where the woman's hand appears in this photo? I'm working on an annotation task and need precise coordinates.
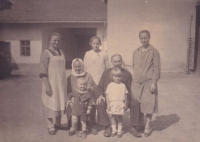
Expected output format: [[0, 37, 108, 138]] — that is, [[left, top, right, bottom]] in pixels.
[[66, 100, 72, 106], [96, 95, 105, 104], [150, 83, 157, 93], [107, 105, 111, 111], [46, 85, 53, 97]]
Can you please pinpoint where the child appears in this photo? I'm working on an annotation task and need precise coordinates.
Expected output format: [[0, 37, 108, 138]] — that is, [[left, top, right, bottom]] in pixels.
[[106, 68, 128, 138], [67, 77, 93, 139], [84, 36, 109, 85]]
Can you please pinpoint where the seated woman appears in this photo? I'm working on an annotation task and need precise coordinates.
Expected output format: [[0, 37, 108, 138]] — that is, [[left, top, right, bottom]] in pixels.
[[66, 58, 98, 135]]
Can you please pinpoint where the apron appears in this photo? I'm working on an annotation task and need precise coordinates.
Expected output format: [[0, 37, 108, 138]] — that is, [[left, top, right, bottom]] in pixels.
[[42, 50, 67, 111]]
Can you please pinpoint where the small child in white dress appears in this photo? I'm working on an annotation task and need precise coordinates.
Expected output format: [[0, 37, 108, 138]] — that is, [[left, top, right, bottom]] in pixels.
[[106, 68, 128, 138]]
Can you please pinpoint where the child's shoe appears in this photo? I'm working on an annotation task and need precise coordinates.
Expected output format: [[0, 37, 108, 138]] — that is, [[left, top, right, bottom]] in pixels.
[[48, 127, 57, 135], [82, 131, 87, 139], [91, 127, 98, 135], [117, 132, 122, 138], [76, 131, 82, 137], [111, 132, 116, 137], [144, 128, 152, 137], [68, 131, 75, 136]]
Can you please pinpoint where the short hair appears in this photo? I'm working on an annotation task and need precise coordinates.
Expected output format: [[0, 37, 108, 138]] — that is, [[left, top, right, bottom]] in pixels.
[[89, 36, 102, 46], [49, 32, 61, 42], [111, 54, 123, 61], [139, 30, 151, 38], [110, 68, 123, 79]]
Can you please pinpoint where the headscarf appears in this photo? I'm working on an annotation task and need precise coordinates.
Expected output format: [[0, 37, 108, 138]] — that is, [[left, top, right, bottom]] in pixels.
[[71, 58, 86, 77]]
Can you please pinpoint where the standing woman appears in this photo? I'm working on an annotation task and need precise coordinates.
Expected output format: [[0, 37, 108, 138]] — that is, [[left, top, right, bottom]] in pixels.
[[39, 33, 67, 135], [84, 36, 110, 86], [84, 36, 109, 133], [131, 30, 161, 137]]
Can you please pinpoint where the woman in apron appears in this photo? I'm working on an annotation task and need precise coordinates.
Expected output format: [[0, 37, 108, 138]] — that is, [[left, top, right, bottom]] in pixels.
[[39, 33, 67, 135]]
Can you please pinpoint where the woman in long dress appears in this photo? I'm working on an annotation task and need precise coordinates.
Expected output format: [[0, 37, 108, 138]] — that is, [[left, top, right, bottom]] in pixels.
[[39, 33, 67, 135], [131, 30, 161, 137]]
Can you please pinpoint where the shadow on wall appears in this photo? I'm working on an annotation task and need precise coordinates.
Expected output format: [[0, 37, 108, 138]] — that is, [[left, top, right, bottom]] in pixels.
[[151, 114, 180, 131], [11, 54, 19, 70]]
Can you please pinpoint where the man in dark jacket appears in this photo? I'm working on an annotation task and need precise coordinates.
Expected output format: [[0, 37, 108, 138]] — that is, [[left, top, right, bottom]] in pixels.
[[95, 54, 143, 138]]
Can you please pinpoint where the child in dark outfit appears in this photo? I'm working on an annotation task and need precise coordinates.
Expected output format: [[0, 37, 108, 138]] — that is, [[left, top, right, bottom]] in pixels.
[[67, 77, 93, 139]]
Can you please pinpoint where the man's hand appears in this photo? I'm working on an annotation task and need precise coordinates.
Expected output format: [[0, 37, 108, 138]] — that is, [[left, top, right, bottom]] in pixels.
[[66, 101, 72, 106], [150, 83, 157, 93], [107, 105, 111, 111], [96, 95, 105, 104], [123, 105, 128, 111]]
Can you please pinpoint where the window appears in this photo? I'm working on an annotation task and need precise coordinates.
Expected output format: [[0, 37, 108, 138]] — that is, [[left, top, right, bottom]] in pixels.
[[20, 40, 30, 56]]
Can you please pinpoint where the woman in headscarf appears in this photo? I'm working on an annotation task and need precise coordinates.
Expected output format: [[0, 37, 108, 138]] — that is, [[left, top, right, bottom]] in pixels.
[[66, 58, 98, 135], [67, 58, 93, 94]]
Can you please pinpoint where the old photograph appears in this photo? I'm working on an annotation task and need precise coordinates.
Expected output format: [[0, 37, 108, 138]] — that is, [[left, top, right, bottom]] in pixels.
[[0, 0, 200, 141]]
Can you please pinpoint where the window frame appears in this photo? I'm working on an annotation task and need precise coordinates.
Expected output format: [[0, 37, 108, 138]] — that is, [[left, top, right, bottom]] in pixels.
[[20, 40, 31, 56]]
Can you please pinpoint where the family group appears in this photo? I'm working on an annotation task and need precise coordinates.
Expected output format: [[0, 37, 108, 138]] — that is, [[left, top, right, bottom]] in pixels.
[[39, 30, 161, 139]]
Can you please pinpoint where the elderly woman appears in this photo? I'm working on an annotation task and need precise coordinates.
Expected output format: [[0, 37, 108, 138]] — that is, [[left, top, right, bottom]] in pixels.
[[66, 58, 98, 135], [39, 33, 67, 135], [67, 58, 93, 94], [131, 30, 161, 137]]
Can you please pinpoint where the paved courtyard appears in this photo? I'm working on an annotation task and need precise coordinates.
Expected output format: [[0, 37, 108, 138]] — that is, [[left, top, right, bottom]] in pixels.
[[0, 65, 200, 142]]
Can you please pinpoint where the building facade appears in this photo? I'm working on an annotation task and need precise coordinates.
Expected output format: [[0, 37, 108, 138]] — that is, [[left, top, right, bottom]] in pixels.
[[107, 0, 198, 73], [1, 0, 200, 73], [0, 0, 107, 69]]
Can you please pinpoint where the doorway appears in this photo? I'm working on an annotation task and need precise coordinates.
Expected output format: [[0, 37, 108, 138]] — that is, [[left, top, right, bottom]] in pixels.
[[42, 28, 97, 69], [0, 41, 12, 78], [61, 28, 96, 68]]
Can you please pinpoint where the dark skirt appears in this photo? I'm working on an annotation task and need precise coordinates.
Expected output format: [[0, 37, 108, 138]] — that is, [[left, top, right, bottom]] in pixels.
[[131, 82, 158, 114]]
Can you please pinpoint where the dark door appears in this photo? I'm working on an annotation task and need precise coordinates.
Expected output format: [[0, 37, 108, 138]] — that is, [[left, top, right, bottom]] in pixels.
[[75, 35, 93, 60], [0, 41, 11, 78]]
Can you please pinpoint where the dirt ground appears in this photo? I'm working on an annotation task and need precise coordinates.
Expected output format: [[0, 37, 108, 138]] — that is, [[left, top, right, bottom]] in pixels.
[[0, 65, 200, 142]]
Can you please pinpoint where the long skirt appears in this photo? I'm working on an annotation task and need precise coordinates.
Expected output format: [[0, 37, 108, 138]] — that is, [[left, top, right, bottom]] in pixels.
[[131, 82, 158, 114]]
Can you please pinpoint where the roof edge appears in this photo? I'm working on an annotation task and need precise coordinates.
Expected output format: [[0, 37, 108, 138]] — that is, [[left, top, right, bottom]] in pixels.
[[0, 20, 107, 24]]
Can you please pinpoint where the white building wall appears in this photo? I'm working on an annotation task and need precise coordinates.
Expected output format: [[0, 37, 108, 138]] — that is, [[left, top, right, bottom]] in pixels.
[[0, 24, 42, 64], [0, 23, 106, 65], [107, 0, 198, 72], [8, 40, 42, 64]]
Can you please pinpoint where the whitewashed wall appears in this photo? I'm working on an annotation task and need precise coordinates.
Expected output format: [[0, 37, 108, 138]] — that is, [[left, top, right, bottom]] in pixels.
[[0, 24, 42, 64], [0, 23, 105, 65], [107, 0, 198, 72], [7, 40, 42, 64]]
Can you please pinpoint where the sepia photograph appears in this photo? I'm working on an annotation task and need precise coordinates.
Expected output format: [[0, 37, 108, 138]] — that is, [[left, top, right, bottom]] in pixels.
[[0, 0, 199, 141]]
